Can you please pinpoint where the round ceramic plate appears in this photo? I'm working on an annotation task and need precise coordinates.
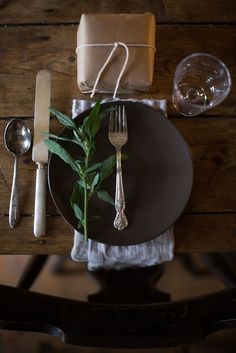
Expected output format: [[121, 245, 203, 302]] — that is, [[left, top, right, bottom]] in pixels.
[[48, 101, 193, 245]]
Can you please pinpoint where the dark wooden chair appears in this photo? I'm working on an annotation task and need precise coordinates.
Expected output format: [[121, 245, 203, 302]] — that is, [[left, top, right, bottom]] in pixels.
[[0, 256, 234, 348], [0, 283, 236, 348]]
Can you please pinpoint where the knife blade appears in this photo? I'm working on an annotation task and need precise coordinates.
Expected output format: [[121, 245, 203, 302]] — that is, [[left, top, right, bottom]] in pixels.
[[32, 70, 51, 237]]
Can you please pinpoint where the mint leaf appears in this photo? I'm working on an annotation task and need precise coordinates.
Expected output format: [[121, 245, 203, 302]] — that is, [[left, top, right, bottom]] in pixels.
[[43, 132, 82, 147], [73, 203, 83, 223], [70, 181, 84, 209], [83, 101, 102, 139], [91, 172, 100, 191], [100, 155, 116, 182], [86, 161, 102, 173], [97, 190, 114, 206], [86, 172, 96, 189], [49, 108, 75, 129], [90, 101, 101, 120], [44, 139, 81, 174]]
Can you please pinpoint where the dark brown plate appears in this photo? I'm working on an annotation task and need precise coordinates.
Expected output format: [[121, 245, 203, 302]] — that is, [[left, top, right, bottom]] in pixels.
[[48, 101, 193, 245]]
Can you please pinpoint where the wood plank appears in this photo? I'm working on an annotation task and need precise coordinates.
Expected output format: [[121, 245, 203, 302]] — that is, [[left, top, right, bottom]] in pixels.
[[1, 117, 236, 215], [175, 117, 236, 213], [0, 213, 235, 254], [175, 213, 236, 253], [0, 0, 235, 24], [0, 25, 235, 117], [0, 216, 72, 254]]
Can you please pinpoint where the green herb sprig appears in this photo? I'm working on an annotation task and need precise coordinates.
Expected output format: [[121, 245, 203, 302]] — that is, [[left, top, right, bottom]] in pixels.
[[44, 101, 116, 241]]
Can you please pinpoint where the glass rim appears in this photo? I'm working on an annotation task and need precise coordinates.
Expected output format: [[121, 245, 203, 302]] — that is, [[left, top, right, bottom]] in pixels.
[[173, 52, 232, 103], [175, 52, 231, 84]]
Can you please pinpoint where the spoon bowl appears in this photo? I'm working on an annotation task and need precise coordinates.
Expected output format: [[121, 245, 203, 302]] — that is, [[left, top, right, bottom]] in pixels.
[[4, 119, 31, 156], [4, 119, 31, 228]]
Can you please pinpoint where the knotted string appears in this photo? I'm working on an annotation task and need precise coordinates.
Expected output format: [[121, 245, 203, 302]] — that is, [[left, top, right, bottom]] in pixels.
[[76, 42, 156, 98]]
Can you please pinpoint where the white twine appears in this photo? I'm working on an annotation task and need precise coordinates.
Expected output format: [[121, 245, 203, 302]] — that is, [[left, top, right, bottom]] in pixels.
[[76, 42, 156, 99]]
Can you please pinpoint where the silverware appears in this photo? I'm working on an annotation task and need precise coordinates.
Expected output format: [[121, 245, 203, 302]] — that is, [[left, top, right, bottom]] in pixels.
[[32, 70, 51, 237], [109, 105, 128, 230], [4, 119, 31, 228]]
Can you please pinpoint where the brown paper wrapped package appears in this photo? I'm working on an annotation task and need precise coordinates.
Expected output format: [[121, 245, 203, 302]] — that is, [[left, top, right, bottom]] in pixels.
[[77, 13, 156, 95]]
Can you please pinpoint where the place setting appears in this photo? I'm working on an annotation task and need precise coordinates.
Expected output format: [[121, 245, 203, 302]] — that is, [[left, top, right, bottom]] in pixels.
[[3, 12, 232, 269]]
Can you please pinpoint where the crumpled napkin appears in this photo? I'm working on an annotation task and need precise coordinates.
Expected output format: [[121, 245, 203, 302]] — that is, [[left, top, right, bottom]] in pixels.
[[71, 98, 174, 270]]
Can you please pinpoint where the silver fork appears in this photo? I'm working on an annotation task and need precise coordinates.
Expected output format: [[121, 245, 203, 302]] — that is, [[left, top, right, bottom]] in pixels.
[[109, 105, 128, 230]]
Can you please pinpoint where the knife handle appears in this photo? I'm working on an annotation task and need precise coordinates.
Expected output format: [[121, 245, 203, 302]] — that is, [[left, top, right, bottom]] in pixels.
[[9, 156, 19, 228], [34, 163, 47, 237]]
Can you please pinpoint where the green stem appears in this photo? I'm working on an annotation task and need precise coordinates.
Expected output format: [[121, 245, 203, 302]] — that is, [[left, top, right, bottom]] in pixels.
[[83, 152, 90, 241], [83, 177, 88, 241]]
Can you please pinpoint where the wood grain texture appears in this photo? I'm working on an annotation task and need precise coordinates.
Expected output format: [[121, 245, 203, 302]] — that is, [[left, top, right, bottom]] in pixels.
[[0, 213, 235, 254], [0, 25, 235, 117], [1, 116, 236, 253], [175, 214, 236, 253], [0, 2, 235, 254], [0, 216, 73, 254], [1, 118, 236, 215], [175, 117, 236, 213], [0, 0, 235, 24]]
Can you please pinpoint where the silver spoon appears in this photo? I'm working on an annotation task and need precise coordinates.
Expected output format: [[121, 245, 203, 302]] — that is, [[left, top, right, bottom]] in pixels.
[[4, 119, 31, 228]]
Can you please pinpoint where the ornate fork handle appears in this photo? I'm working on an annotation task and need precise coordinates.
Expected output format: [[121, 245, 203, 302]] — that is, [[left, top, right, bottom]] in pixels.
[[114, 148, 128, 230]]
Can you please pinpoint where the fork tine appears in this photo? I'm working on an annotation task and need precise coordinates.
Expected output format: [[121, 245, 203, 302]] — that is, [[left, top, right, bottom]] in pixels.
[[115, 106, 119, 132], [118, 105, 122, 132], [113, 106, 117, 132], [122, 105, 128, 133], [109, 105, 128, 135], [109, 108, 115, 132]]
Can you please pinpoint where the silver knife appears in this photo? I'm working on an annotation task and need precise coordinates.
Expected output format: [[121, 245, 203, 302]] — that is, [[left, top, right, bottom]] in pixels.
[[32, 70, 51, 237]]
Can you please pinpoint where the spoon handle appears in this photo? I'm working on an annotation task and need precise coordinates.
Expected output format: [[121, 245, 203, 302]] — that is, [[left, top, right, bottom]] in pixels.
[[9, 156, 19, 228]]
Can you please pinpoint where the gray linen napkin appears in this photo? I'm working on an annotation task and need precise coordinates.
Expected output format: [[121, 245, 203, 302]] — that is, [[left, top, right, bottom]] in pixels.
[[71, 98, 174, 270]]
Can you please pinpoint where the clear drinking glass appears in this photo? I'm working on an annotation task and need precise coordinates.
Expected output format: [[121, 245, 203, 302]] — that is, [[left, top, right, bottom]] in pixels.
[[172, 53, 231, 116]]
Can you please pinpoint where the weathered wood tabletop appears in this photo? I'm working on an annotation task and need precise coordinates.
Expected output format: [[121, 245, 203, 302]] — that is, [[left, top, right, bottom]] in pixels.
[[0, 0, 236, 254]]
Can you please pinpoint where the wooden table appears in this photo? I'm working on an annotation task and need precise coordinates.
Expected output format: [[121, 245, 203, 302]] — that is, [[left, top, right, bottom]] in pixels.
[[0, 0, 236, 254]]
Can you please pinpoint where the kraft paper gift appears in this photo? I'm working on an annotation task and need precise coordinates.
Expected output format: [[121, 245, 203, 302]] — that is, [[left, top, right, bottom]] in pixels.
[[76, 13, 156, 95]]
